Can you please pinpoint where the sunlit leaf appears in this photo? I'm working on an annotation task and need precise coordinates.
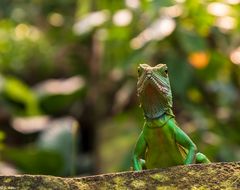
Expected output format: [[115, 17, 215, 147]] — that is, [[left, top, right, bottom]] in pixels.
[[2, 77, 41, 116], [35, 76, 86, 114], [11, 116, 50, 134]]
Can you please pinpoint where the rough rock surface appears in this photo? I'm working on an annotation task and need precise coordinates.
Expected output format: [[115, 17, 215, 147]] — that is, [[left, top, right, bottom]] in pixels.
[[0, 162, 239, 189]]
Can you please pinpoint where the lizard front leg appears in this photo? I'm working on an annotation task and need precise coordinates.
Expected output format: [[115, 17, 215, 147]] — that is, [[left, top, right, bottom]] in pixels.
[[133, 131, 147, 171], [168, 119, 197, 164], [196, 152, 211, 163]]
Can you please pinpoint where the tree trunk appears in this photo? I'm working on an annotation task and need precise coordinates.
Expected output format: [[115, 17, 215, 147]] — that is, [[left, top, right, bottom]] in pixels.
[[0, 162, 239, 189]]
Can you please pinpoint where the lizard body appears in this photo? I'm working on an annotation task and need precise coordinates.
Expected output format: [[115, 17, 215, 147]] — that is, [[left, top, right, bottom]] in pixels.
[[133, 64, 210, 171]]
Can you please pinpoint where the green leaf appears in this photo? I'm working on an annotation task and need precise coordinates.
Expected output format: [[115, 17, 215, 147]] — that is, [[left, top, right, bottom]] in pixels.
[[2, 77, 41, 116], [36, 117, 79, 175], [3, 147, 64, 175]]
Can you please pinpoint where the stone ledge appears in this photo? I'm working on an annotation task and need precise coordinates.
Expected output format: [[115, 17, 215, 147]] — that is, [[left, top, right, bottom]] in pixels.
[[0, 162, 239, 190]]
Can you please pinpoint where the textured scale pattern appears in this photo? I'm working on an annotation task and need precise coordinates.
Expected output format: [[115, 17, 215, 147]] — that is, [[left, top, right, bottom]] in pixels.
[[137, 64, 173, 119]]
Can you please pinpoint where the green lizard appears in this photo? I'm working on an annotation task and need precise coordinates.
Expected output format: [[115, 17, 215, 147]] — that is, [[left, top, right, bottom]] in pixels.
[[133, 63, 210, 171]]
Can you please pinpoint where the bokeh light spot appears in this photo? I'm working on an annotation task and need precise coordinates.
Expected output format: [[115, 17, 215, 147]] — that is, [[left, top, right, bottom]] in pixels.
[[48, 13, 64, 27], [15, 23, 29, 40], [15, 24, 41, 41], [224, 0, 240, 4], [130, 17, 175, 49], [215, 16, 236, 32], [73, 11, 109, 35], [230, 47, 240, 65], [160, 4, 183, 18], [125, 0, 140, 9], [113, 9, 133, 27], [207, 2, 231, 17], [188, 52, 209, 69], [28, 26, 41, 41]]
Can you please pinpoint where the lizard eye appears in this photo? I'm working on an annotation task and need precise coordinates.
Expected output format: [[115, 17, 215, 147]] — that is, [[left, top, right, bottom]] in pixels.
[[164, 69, 168, 75], [138, 67, 141, 75]]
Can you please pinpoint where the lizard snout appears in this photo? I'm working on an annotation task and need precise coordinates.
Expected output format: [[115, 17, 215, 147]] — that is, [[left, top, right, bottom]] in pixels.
[[146, 70, 152, 79]]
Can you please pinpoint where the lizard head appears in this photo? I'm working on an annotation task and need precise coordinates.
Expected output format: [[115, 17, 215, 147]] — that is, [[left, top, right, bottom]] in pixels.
[[137, 64, 173, 119]]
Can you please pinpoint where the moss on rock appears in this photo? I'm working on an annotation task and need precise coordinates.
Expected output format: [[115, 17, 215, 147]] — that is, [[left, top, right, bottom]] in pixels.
[[0, 162, 239, 189]]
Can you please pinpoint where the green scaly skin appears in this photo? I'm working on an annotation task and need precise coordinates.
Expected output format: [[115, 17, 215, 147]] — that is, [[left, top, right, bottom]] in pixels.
[[133, 64, 210, 171]]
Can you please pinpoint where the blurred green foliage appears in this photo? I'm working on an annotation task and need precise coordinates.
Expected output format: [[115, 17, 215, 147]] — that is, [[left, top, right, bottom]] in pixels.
[[0, 0, 240, 176]]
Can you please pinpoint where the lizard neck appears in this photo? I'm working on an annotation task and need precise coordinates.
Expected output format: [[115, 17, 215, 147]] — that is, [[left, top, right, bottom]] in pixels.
[[145, 111, 175, 128], [144, 108, 174, 120]]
